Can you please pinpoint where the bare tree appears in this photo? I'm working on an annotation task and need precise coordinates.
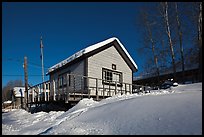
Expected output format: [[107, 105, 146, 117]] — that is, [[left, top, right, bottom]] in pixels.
[[136, 3, 172, 85], [175, 2, 185, 83], [198, 2, 202, 81], [136, 2, 200, 84], [161, 2, 177, 80], [142, 12, 160, 84], [2, 80, 23, 102]]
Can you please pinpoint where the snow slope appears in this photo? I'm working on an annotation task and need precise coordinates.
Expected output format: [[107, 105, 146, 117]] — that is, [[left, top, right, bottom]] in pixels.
[[2, 82, 202, 135]]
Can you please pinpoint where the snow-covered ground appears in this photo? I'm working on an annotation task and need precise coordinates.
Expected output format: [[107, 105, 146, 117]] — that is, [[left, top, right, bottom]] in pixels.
[[2, 82, 202, 135]]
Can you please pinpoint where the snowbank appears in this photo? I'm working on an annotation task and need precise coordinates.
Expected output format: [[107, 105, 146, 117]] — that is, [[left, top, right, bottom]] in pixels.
[[2, 82, 202, 135]]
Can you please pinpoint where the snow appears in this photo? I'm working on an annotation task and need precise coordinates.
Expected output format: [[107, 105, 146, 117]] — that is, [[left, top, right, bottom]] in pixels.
[[13, 87, 25, 98], [2, 82, 202, 135], [3, 100, 12, 104], [48, 37, 138, 73]]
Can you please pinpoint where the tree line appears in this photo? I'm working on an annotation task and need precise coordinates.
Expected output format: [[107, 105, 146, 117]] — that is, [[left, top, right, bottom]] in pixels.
[[136, 2, 202, 84], [2, 80, 23, 102]]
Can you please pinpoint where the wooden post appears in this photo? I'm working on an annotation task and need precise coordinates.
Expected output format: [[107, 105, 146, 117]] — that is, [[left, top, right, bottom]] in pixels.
[[96, 78, 98, 101], [53, 80, 56, 101], [115, 81, 117, 95], [129, 84, 131, 94], [120, 84, 122, 95], [47, 83, 49, 101], [23, 56, 28, 110], [44, 83, 46, 101], [56, 80, 58, 101], [88, 89, 90, 99], [32, 88, 34, 102], [103, 83, 105, 99], [125, 83, 127, 94], [88, 78, 90, 99], [81, 77, 83, 99], [109, 81, 111, 96], [40, 84, 42, 101], [65, 74, 69, 103], [66, 83, 68, 103], [73, 75, 75, 100], [37, 86, 40, 102]]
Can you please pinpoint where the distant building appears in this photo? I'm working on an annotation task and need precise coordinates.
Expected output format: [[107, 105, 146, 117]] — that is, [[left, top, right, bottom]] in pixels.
[[133, 67, 200, 86], [2, 100, 12, 109], [11, 87, 25, 108]]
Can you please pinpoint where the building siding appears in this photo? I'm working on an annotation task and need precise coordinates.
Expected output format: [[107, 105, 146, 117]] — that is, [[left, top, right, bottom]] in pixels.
[[48, 45, 133, 97], [87, 45, 132, 95], [49, 60, 85, 97]]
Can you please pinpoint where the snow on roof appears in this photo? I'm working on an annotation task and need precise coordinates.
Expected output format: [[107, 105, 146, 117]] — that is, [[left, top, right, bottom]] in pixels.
[[3, 100, 12, 104], [13, 87, 25, 98], [47, 37, 138, 74]]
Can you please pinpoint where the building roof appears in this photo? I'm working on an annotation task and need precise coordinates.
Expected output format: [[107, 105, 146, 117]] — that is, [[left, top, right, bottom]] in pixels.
[[13, 87, 25, 98], [47, 37, 138, 74]]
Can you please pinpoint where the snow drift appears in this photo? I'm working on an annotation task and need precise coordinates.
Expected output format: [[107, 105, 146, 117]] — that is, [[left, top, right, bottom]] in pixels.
[[2, 82, 202, 135]]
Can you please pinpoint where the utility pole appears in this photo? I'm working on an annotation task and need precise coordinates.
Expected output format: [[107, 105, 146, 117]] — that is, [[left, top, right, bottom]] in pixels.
[[40, 36, 46, 101], [40, 36, 45, 83], [23, 56, 28, 110]]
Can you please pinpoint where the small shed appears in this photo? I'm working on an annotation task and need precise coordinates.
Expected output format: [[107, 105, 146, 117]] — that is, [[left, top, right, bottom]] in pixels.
[[11, 87, 25, 108]]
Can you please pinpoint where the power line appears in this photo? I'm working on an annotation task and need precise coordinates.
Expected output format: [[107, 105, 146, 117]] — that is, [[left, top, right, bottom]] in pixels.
[[2, 74, 48, 77], [27, 64, 48, 69], [2, 58, 50, 69], [28, 61, 50, 69]]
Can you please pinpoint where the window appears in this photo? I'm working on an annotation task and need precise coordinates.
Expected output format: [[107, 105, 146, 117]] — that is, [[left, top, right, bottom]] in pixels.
[[112, 64, 116, 70], [106, 71, 113, 81], [102, 68, 122, 86], [58, 73, 68, 88], [58, 76, 63, 88], [67, 73, 71, 86], [112, 72, 120, 82], [63, 74, 66, 86]]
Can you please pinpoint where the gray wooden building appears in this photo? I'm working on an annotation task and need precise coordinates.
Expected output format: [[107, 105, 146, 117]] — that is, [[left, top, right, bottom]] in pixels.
[[46, 37, 138, 101]]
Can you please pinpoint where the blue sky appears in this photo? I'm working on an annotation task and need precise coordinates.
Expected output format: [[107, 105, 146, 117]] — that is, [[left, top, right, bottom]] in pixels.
[[2, 2, 152, 87]]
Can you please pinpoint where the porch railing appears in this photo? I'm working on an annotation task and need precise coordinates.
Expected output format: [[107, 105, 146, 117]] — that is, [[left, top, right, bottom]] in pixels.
[[28, 74, 151, 103]]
